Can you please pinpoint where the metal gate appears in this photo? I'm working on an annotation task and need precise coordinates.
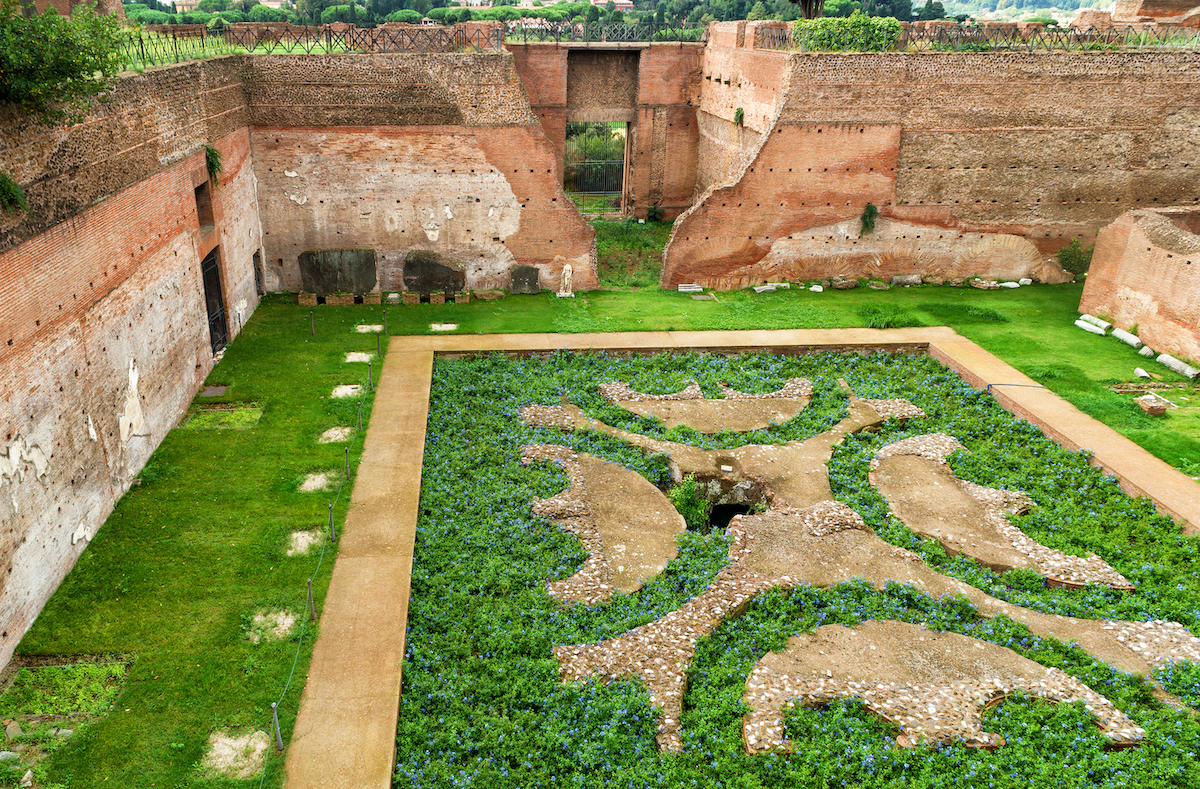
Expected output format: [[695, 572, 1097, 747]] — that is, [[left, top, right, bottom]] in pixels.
[[201, 250, 228, 354], [563, 122, 626, 213]]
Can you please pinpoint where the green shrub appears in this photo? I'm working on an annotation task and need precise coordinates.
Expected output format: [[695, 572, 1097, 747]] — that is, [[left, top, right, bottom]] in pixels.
[[204, 144, 223, 187], [0, 0, 128, 124], [668, 475, 713, 531], [792, 11, 901, 51], [125, 7, 171, 23], [248, 3, 290, 21], [0, 170, 27, 214], [1058, 238, 1094, 277], [733, 107, 744, 126], [860, 202, 878, 235]]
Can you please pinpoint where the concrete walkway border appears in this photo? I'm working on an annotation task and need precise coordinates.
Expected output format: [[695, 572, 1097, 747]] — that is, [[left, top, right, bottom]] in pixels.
[[284, 328, 1200, 789]]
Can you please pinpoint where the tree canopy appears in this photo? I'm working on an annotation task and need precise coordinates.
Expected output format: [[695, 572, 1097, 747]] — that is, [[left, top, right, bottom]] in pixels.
[[0, 0, 128, 124]]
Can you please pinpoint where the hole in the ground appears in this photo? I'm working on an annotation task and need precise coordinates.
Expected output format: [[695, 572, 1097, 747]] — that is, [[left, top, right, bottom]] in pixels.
[[667, 474, 771, 533], [709, 503, 751, 531]]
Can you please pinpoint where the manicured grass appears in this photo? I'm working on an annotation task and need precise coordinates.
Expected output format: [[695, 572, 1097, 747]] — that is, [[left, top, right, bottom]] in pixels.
[[13, 306, 385, 788], [11, 275, 1198, 788], [388, 282, 1200, 474]]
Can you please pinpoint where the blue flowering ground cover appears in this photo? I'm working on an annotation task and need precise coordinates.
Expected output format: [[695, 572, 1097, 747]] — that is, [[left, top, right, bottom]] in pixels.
[[395, 350, 1200, 789]]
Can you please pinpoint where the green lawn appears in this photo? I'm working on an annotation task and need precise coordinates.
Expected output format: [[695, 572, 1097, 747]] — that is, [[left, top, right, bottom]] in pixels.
[[7, 264, 1199, 787]]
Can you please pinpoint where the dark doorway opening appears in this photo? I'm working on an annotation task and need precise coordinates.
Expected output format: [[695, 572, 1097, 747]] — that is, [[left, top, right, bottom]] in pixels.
[[564, 121, 627, 213], [709, 503, 752, 531], [200, 249, 228, 354]]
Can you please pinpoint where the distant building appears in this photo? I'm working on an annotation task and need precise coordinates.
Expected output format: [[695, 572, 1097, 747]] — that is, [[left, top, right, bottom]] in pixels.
[[590, 0, 634, 10]]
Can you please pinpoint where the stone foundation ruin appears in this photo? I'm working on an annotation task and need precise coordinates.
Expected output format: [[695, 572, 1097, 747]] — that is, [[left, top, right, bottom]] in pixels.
[[3, 16, 1200, 668]]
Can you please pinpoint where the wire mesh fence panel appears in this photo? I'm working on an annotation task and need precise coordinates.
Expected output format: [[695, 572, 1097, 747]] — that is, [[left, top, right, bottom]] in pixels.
[[505, 21, 703, 44], [120, 24, 506, 70], [756, 24, 1200, 52]]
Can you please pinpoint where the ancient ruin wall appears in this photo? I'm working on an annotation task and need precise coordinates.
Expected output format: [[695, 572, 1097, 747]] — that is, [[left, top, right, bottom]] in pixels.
[[508, 43, 702, 220], [245, 53, 597, 292], [664, 39, 1200, 287], [1080, 208, 1200, 363], [0, 110, 262, 667]]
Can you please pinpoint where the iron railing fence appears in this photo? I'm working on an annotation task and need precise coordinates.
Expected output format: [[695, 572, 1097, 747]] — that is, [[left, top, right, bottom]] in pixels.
[[757, 23, 1200, 52], [122, 24, 505, 69], [565, 159, 624, 196], [506, 21, 704, 44]]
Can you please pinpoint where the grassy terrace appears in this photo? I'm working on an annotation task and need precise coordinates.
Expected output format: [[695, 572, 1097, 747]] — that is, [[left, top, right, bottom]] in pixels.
[[6, 222, 1199, 788]]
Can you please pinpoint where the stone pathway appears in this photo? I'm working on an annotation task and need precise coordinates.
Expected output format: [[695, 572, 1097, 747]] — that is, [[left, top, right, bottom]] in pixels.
[[870, 433, 1134, 589], [743, 620, 1145, 753], [595, 378, 812, 433], [284, 351, 432, 789], [519, 443, 686, 604]]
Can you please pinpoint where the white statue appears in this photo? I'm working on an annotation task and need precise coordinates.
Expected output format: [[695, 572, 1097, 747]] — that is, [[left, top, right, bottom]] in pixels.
[[556, 264, 575, 298]]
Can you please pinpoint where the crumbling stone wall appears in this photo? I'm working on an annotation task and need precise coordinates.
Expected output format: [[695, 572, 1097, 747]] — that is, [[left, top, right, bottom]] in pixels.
[[30, 0, 124, 18], [663, 28, 1200, 287], [1080, 208, 1200, 363], [509, 43, 702, 219], [0, 111, 262, 669], [246, 53, 596, 292]]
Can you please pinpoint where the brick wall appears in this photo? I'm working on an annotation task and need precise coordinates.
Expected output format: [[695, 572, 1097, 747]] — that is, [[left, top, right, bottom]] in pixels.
[[244, 53, 595, 292], [663, 36, 1200, 287], [0, 126, 261, 667], [1080, 208, 1200, 362], [0, 56, 248, 256], [509, 43, 702, 219], [253, 126, 596, 292]]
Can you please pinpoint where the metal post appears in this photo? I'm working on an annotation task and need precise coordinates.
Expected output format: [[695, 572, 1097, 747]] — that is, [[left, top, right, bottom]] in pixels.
[[376, 332, 381, 358], [357, 401, 362, 432], [309, 310, 314, 337], [344, 447, 349, 479], [307, 578, 316, 622], [271, 702, 284, 751], [367, 361, 373, 392], [383, 311, 388, 335], [328, 503, 337, 542]]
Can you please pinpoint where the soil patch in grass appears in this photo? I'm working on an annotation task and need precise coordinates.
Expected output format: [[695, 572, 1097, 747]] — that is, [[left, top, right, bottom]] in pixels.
[[287, 530, 320, 556], [246, 611, 296, 644], [299, 472, 334, 492], [199, 730, 269, 780], [318, 426, 353, 443]]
